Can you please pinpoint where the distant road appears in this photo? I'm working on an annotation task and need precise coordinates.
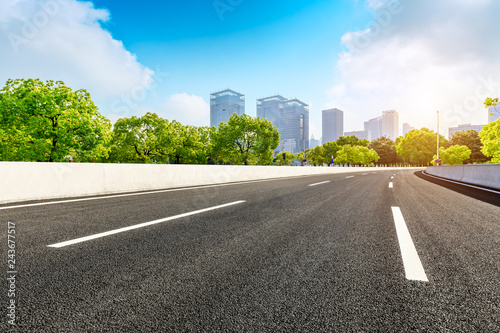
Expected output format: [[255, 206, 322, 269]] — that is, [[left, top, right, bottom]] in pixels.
[[2, 170, 499, 331]]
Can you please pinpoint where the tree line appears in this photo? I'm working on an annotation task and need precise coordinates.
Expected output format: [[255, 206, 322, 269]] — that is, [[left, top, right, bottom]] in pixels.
[[1, 79, 499, 166]]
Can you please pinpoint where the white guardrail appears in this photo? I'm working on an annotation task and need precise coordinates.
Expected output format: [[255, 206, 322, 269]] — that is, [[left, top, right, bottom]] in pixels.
[[426, 164, 500, 190], [1, 162, 414, 204]]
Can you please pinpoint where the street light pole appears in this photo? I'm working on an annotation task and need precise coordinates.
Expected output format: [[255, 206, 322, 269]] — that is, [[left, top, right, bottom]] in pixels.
[[436, 110, 440, 164]]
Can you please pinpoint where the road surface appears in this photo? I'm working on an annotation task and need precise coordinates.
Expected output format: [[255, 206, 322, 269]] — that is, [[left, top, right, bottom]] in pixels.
[[1, 169, 499, 331]]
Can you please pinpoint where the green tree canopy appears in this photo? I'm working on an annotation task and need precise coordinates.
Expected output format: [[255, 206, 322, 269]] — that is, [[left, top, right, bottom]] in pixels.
[[108, 112, 171, 163], [396, 128, 448, 166], [274, 151, 295, 166], [484, 97, 499, 112], [334, 145, 379, 166], [211, 114, 280, 165], [479, 119, 500, 163], [447, 129, 489, 164], [0, 78, 111, 162], [432, 145, 471, 165], [368, 136, 397, 165], [306, 146, 327, 166], [336, 135, 369, 147], [169, 121, 207, 164]]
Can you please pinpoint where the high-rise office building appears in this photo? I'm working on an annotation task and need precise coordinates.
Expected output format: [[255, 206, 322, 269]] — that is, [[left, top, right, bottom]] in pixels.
[[322, 108, 344, 143], [279, 99, 309, 154], [382, 110, 399, 140], [448, 124, 485, 138], [210, 89, 245, 128], [364, 110, 399, 140], [344, 130, 370, 141], [257, 95, 309, 154], [309, 135, 320, 148], [403, 123, 415, 136], [256, 95, 287, 128], [364, 116, 382, 140], [488, 104, 500, 123]]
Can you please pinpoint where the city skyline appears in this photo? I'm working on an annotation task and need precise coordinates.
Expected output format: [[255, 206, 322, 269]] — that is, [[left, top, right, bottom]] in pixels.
[[1, 1, 499, 139]]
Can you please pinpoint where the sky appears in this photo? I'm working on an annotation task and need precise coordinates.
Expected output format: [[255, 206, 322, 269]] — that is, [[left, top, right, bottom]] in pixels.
[[1, 0, 500, 139]]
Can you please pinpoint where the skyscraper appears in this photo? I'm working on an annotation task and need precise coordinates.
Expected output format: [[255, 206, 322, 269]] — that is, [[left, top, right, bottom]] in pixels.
[[256, 95, 287, 128], [279, 99, 309, 154], [448, 124, 484, 138], [364, 110, 399, 140], [322, 108, 344, 143], [364, 116, 382, 140], [403, 123, 415, 136], [257, 95, 309, 154], [382, 110, 399, 140], [210, 89, 245, 128], [344, 130, 370, 141]]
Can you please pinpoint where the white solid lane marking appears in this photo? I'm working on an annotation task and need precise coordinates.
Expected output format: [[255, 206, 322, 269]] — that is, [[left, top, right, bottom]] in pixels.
[[345, 176, 354, 178], [48, 201, 246, 248], [389, 182, 393, 188], [362, 173, 368, 175], [308, 181, 331, 187], [391, 207, 428, 282]]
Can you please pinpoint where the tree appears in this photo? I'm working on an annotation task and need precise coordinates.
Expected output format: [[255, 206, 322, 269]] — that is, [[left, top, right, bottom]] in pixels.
[[447, 129, 489, 164], [396, 128, 447, 166], [108, 112, 171, 163], [478, 119, 500, 163], [0, 78, 111, 162], [336, 135, 369, 147], [306, 146, 327, 166], [274, 151, 295, 166], [334, 145, 379, 166], [169, 121, 206, 164], [432, 145, 471, 165], [211, 114, 280, 165], [484, 97, 499, 113], [322, 141, 341, 164], [368, 136, 397, 165]]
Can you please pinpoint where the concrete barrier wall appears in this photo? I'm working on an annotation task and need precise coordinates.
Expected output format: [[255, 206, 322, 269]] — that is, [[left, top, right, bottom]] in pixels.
[[1, 162, 415, 204], [426, 164, 500, 190]]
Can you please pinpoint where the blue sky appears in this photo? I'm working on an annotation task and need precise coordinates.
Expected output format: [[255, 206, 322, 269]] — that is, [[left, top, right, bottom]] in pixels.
[[2, 0, 500, 138], [90, 0, 374, 137]]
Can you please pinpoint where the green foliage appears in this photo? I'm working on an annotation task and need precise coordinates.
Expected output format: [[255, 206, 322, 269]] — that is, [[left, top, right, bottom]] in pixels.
[[396, 128, 448, 166], [336, 135, 369, 147], [211, 114, 280, 165], [368, 136, 397, 165], [274, 151, 295, 166], [484, 97, 499, 114], [107, 112, 171, 163], [479, 119, 500, 163], [306, 146, 327, 166], [0, 78, 111, 162], [334, 145, 379, 166], [432, 145, 471, 165], [447, 129, 489, 163], [169, 121, 207, 164]]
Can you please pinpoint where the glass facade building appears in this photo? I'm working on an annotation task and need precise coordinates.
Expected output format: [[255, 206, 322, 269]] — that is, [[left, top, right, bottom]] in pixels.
[[210, 89, 245, 128], [322, 108, 344, 143], [257, 95, 309, 154], [256, 95, 287, 128], [279, 99, 309, 154]]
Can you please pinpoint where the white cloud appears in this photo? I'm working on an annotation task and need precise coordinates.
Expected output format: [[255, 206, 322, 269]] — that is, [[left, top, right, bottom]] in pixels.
[[330, 0, 500, 135], [162, 93, 210, 127], [0, 0, 154, 100]]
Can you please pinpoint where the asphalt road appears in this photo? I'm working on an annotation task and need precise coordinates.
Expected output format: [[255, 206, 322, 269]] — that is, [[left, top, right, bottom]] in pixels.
[[1, 169, 499, 332]]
